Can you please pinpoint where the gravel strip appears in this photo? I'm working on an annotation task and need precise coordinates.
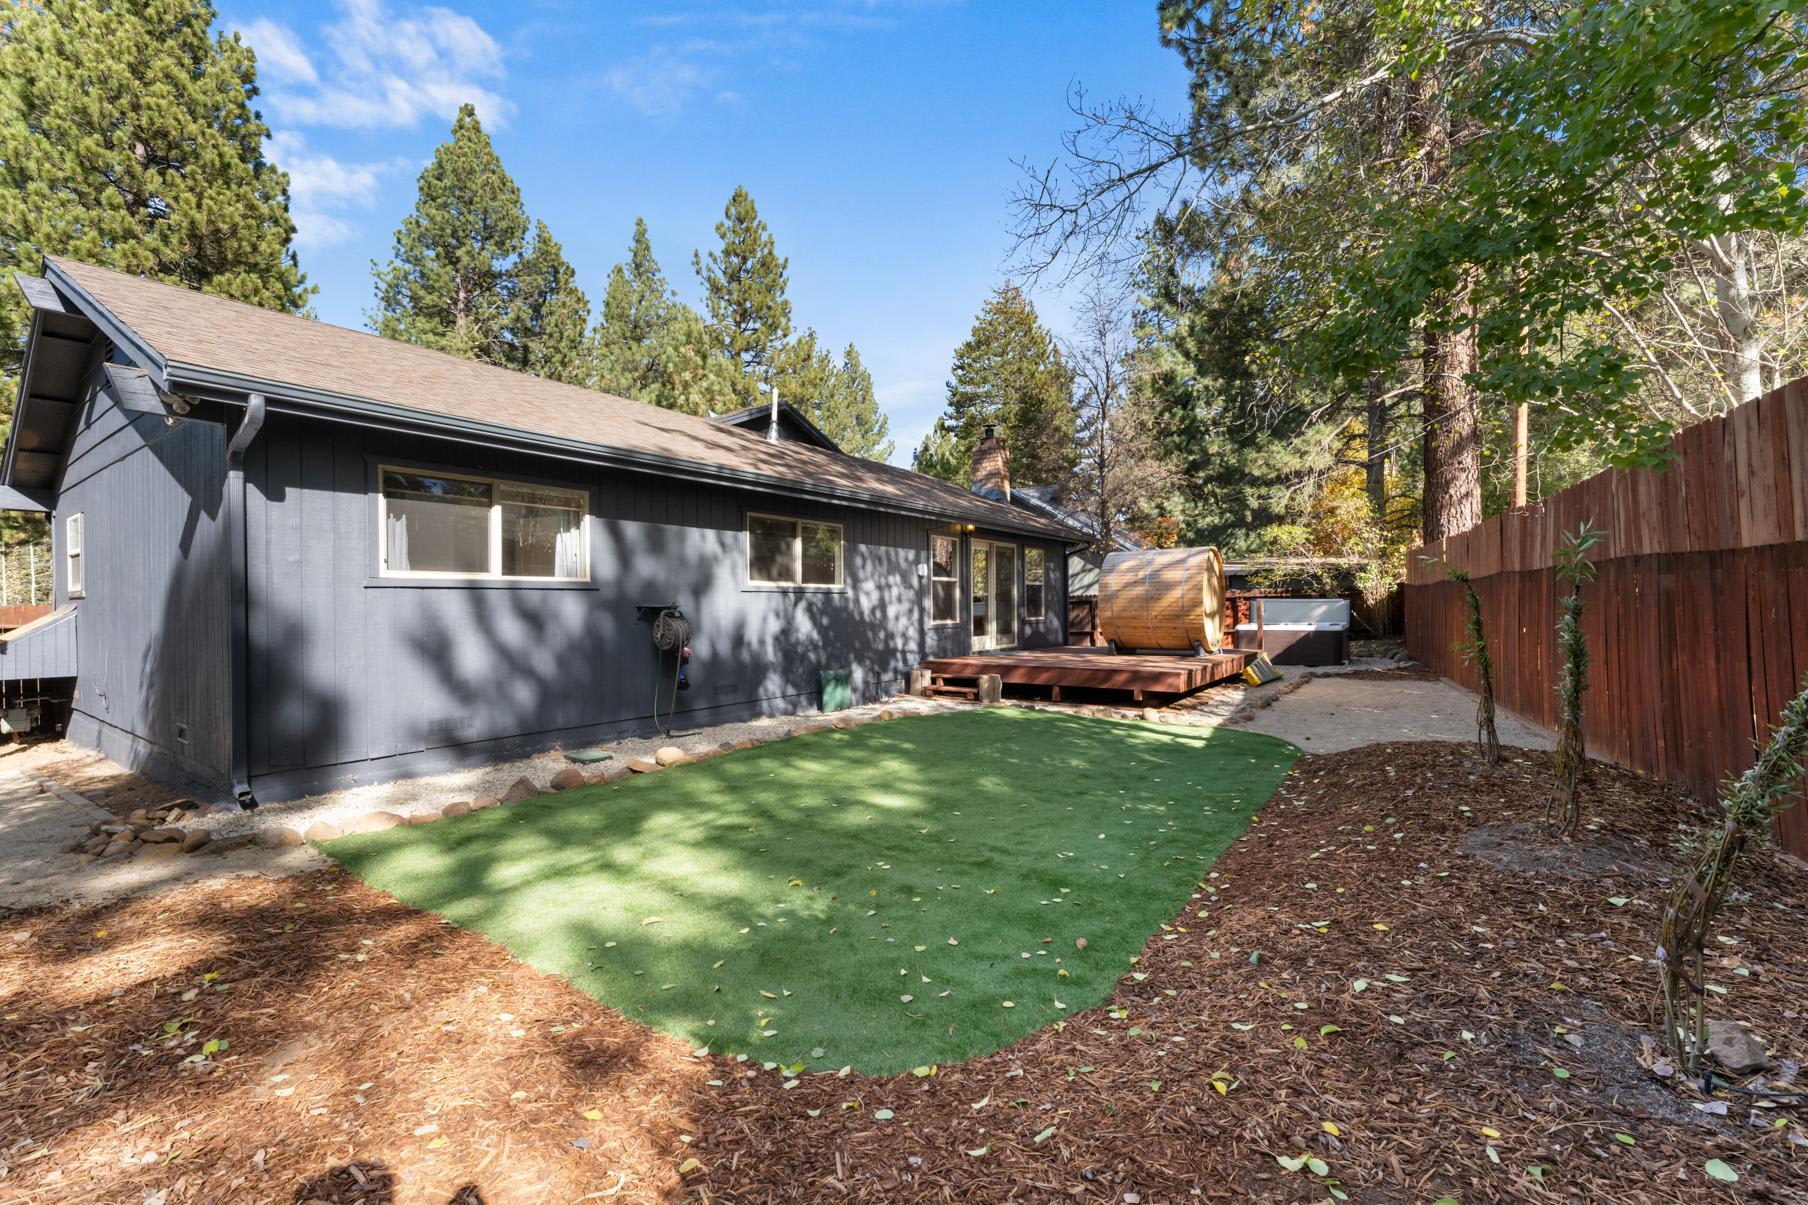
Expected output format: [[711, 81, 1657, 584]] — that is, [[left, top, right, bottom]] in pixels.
[[196, 695, 960, 843]]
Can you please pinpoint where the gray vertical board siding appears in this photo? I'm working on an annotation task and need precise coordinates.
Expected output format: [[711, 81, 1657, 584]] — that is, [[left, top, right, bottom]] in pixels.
[[52, 347, 231, 785], [242, 417, 997, 797], [0, 608, 78, 679]]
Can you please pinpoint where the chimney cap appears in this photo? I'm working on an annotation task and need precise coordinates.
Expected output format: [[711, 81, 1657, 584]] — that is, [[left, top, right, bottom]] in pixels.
[[981, 423, 998, 439]]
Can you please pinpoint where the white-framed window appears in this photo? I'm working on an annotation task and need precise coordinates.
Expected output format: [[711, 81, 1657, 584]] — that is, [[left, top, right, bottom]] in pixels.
[[65, 512, 84, 598], [929, 533, 960, 624], [747, 513, 843, 587], [378, 467, 588, 581], [1025, 546, 1046, 620]]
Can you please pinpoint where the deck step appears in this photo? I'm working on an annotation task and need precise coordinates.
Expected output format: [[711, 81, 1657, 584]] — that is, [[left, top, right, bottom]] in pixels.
[[924, 676, 979, 700]]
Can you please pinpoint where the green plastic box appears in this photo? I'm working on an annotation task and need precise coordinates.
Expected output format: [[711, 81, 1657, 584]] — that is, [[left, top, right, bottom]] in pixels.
[[819, 667, 853, 713]]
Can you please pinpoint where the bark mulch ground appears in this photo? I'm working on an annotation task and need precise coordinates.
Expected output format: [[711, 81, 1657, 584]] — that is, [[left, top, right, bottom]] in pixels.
[[2, 742, 1805, 1203]]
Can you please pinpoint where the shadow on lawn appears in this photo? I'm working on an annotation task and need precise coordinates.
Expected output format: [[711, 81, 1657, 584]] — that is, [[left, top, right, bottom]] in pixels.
[[322, 708, 1298, 1074]]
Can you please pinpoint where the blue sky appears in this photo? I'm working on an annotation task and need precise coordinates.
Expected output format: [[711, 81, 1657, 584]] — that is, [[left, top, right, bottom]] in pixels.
[[224, 1, 1185, 465]]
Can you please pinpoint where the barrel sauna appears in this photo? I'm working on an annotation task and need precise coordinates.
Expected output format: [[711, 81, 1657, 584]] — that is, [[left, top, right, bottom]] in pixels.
[[1097, 547, 1228, 652]]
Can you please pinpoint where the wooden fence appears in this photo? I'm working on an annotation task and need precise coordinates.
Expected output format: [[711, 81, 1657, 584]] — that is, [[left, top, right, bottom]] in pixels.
[[1405, 374, 1808, 859]]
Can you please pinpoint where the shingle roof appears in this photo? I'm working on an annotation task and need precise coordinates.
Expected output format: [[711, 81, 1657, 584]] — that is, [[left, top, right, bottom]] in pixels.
[[42, 257, 1077, 540]]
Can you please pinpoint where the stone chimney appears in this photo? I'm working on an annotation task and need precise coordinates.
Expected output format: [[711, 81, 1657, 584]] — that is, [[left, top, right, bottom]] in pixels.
[[972, 424, 1011, 502]]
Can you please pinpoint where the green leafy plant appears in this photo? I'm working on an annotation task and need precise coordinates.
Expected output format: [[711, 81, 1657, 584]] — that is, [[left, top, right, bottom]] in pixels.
[[1545, 522, 1605, 835], [1656, 676, 1808, 1077]]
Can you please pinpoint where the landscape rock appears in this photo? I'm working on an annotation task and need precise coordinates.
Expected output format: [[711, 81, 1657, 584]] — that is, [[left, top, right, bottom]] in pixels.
[[591, 763, 632, 784], [75, 852, 98, 866], [1706, 1020, 1771, 1075], [717, 741, 737, 753], [653, 745, 687, 767], [127, 809, 150, 826], [469, 795, 502, 811], [180, 829, 213, 853], [549, 766, 588, 792], [101, 840, 134, 860], [140, 826, 184, 844], [303, 820, 344, 843], [342, 811, 406, 835], [627, 756, 660, 774], [501, 776, 544, 803], [87, 819, 108, 836], [441, 800, 474, 818], [137, 843, 182, 862], [257, 827, 304, 848], [734, 738, 758, 750], [404, 812, 439, 825], [878, 709, 897, 721], [830, 715, 853, 730]]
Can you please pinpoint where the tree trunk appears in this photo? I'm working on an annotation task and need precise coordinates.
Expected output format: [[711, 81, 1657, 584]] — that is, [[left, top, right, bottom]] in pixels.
[[1421, 282, 1483, 543], [1364, 371, 1389, 519], [1512, 402, 1529, 509], [1709, 232, 1765, 405]]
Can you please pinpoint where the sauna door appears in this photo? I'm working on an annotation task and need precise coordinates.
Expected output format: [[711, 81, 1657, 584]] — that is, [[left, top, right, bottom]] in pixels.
[[972, 540, 1018, 650]]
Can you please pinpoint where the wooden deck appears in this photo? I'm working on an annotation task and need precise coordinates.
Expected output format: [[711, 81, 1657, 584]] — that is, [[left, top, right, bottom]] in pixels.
[[919, 646, 1256, 702]]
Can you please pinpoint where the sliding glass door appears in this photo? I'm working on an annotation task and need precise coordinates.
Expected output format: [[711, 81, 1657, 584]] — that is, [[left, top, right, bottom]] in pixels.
[[971, 540, 1018, 650]]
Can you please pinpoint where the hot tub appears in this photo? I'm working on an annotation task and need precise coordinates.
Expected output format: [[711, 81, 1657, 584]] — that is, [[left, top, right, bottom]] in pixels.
[[1234, 598, 1350, 666]]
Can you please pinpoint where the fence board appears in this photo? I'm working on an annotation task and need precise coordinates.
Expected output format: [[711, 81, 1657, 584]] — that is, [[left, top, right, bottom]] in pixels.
[[1407, 376, 1808, 858]]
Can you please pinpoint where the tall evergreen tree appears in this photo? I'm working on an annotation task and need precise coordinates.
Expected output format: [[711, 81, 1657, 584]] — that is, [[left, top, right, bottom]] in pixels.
[[592, 218, 676, 397], [372, 103, 527, 365], [0, 0, 311, 392], [918, 285, 1076, 487], [814, 343, 893, 461], [912, 416, 965, 481], [508, 220, 590, 384], [694, 185, 792, 405], [591, 218, 736, 415]]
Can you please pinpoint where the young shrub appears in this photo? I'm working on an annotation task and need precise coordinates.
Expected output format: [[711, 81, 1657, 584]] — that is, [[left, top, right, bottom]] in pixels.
[[1450, 567, 1500, 765], [1544, 522, 1605, 836], [1656, 676, 1808, 1078], [1421, 554, 1501, 765]]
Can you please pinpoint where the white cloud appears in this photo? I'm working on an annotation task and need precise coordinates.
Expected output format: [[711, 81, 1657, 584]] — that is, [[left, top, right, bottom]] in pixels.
[[605, 42, 723, 119], [241, 17, 318, 84], [267, 131, 408, 250], [246, 0, 510, 131]]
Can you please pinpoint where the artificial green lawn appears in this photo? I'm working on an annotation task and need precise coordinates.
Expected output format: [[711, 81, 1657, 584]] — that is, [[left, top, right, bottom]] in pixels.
[[325, 708, 1298, 1075]]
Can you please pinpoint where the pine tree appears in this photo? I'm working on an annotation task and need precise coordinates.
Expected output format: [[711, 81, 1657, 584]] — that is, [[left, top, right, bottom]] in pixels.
[[508, 220, 590, 385], [912, 417, 965, 481], [593, 218, 676, 398], [0, 0, 311, 391], [770, 327, 834, 415], [372, 103, 527, 365], [924, 285, 1076, 486], [592, 218, 737, 415], [694, 185, 792, 406], [814, 343, 893, 461]]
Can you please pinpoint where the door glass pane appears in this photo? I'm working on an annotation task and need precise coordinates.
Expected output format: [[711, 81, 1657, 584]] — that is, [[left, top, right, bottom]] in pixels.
[[993, 546, 1017, 645], [971, 546, 989, 639]]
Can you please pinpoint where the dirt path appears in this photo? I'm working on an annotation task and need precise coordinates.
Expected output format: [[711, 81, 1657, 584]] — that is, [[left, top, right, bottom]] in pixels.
[[1231, 669, 1556, 752]]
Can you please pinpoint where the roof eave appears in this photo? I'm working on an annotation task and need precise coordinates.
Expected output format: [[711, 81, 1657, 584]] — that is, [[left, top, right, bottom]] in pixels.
[[164, 361, 1076, 540]]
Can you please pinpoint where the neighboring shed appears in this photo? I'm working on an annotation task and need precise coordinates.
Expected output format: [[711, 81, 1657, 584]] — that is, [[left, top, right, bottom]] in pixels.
[[0, 258, 1083, 803]]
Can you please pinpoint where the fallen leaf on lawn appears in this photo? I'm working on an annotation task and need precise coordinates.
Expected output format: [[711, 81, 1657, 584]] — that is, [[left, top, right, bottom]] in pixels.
[[1033, 1125, 1057, 1144], [678, 1157, 701, 1174], [967, 1144, 990, 1156], [1275, 1154, 1309, 1173], [425, 1137, 447, 1149], [582, 1109, 604, 1121], [1704, 1158, 1738, 1182], [873, 1109, 894, 1120], [1320, 1121, 1341, 1137]]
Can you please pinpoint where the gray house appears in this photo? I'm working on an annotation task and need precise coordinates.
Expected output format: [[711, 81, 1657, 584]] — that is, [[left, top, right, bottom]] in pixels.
[[0, 258, 1079, 803]]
